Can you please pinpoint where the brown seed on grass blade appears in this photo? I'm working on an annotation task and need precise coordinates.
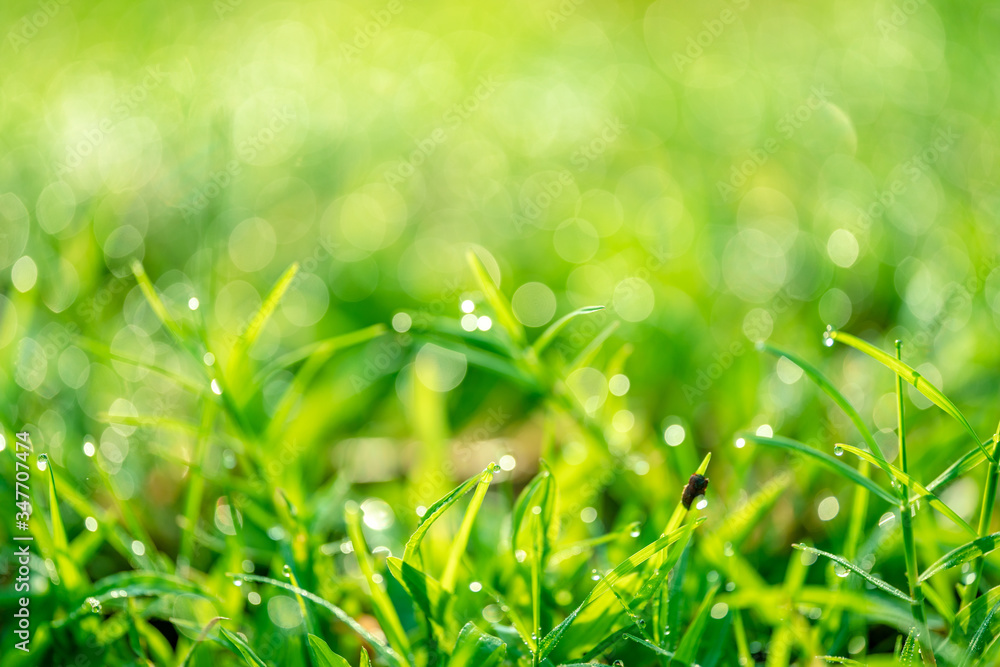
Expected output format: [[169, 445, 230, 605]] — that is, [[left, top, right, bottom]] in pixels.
[[681, 473, 709, 509]]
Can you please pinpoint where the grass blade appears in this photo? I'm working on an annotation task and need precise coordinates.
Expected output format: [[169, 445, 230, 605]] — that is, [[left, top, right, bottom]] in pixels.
[[531, 306, 605, 355], [308, 633, 352, 667], [440, 462, 496, 591], [346, 502, 412, 662], [131, 259, 186, 343], [229, 573, 404, 667], [537, 517, 706, 661], [467, 249, 525, 347], [918, 532, 1000, 583], [792, 544, 915, 604], [740, 433, 896, 504], [835, 443, 977, 536], [403, 463, 495, 565], [672, 582, 719, 665], [826, 330, 994, 464]]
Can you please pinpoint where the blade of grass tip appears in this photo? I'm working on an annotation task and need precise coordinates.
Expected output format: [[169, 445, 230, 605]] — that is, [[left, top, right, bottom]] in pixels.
[[40, 455, 84, 593], [827, 330, 994, 465], [402, 469, 485, 565], [131, 260, 186, 344], [531, 306, 605, 355], [791, 545, 914, 603], [760, 343, 894, 483], [230, 573, 404, 667], [835, 443, 977, 537], [345, 502, 412, 663], [740, 434, 896, 504], [178, 616, 227, 667], [467, 248, 525, 347], [228, 262, 299, 373], [926, 444, 990, 494], [440, 462, 497, 592], [308, 633, 352, 667]]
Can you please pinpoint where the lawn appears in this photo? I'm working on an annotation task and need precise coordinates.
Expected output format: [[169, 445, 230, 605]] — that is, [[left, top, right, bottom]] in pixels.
[[2, 0, 1000, 665]]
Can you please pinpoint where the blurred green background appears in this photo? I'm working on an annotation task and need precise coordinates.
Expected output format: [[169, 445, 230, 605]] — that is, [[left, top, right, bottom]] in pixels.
[[3, 0, 1000, 662]]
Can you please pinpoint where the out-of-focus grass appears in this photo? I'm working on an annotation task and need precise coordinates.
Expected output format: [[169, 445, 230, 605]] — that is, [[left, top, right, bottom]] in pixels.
[[3, 0, 1000, 664]]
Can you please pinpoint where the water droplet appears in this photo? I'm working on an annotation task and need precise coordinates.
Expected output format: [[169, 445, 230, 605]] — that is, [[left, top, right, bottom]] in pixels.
[[637, 619, 646, 628], [614, 661, 624, 667], [630, 528, 640, 538], [735, 437, 746, 449], [38, 453, 49, 462], [823, 326, 835, 347], [282, 564, 292, 578], [233, 579, 243, 587], [591, 569, 601, 581], [211, 379, 223, 395], [531, 505, 542, 515], [490, 463, 501, 473], [834, 564, 850, 578], [833, 445, 844, 456], [85, 597, 102, 612]]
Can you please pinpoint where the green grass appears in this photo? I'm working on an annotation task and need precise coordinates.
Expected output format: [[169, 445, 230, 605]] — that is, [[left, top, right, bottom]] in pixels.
[[4, 254, 1000, 666]]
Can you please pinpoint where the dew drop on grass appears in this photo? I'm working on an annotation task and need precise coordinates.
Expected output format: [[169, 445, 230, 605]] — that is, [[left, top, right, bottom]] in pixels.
[[735, 437, 746, 449], [233, 579, 243, 587], [591, 569, 601, 581], [282, 564, 292, 578], [833, 445, 844, 456], [85, 597, 102, 613], [37, 453, 48, 470], [210, 379, 222, 395], [637, 618, 646, 628], [613, 661, 624, 667], [630, 527, 640, 538], [834, 564, 850, 578]]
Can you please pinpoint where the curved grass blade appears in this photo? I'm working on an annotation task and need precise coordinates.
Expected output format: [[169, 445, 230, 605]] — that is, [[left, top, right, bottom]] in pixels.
[[251, 324, 387, 387], [219, 626, 268, 667], [826, 330, 994, 464], [537, 517, 706, 661], [624, 632, 674, 658], [56, 572, 214, 627], [741, 434, 896, 504], [447, 622, 506, 667], [835, 443, 976, 536], [792, 544, 915, 604], [308, 633, 352, 667], [760, 343, 894, 483], [918, 532, 1000, 583], [229, 573, 404, 667], [532, 306, 605, 355], [403, 464, 494, 565], [467, 249, 525, 347]]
